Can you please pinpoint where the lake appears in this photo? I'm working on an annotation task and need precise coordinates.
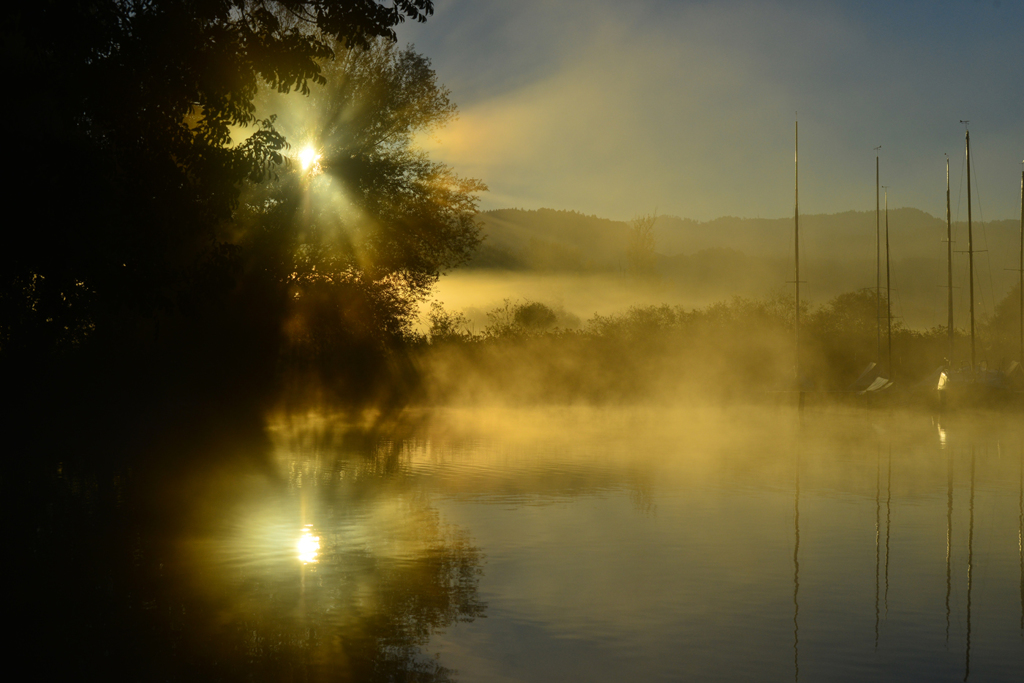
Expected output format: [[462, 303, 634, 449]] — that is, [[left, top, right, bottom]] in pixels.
[[21, 405, 1024, 681]]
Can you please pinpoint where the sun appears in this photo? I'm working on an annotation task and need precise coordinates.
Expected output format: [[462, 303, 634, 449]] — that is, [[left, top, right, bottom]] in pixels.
[[298, 144, 322, 175]]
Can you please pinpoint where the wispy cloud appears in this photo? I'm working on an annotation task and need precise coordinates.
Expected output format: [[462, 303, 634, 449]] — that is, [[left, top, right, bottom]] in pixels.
[[402, 0, 1024, 220]]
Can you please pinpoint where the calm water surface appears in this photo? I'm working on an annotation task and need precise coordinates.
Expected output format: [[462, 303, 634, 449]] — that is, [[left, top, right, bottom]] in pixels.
[[27, 406, 1024, 681]]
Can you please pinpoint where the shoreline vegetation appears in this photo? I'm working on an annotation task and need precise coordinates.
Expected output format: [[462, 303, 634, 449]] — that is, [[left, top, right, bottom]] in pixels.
[[276, 282, 1024, 416], [412, 287, 1023, 406]]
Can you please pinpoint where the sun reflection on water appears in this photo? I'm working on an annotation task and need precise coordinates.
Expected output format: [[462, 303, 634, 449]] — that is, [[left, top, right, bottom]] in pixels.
[[297, 525, 320, 564]]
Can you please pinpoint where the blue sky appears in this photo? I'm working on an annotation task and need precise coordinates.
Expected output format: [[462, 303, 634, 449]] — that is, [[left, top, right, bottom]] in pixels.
[[396, 0, 1023, 220]]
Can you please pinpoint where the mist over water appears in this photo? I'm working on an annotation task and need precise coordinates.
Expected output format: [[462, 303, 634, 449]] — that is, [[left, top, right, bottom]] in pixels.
[[19, 402, 1024, 681]]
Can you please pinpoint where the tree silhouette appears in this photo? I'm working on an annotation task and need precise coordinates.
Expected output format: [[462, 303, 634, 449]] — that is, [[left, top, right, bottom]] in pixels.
[[257, 38, 486, 290], [229, 38, 486, 403], [3, 1, 436, 360]]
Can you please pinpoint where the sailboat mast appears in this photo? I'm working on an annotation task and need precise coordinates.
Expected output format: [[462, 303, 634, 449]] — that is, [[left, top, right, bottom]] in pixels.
[[966, 127, 975, 370], [795, 120, 801, 390], [885, 188, 892, 380], [876, 151, 882, 363], [947, 157, 954, 365]]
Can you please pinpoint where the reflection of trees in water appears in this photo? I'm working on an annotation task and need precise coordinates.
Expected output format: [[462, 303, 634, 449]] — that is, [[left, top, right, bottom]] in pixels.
[[210, 430, 486, 682], [19, 426, 486, 682], [208, 527, 484, 682]]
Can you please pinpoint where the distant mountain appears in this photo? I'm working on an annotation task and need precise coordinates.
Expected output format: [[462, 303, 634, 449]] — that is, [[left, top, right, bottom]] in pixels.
[[467, 208, 627, 270], [463, 207, 1019, 328], [470, 207, 1018, 268]]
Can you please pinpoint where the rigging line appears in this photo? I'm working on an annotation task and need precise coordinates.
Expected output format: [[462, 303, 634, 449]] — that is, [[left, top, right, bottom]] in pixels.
[[970, 140, 987, 226], [953, 150, 970, 353], [980, 245, 998, 328], [968, 140, 998, 325], [954, 236, 975, 358], [886, 191, 905, 333], [889, 241, 906, 332], [956, 144, 967, 232]]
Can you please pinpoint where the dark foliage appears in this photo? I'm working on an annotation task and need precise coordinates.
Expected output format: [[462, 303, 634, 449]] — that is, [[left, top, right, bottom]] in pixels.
[[5, 2, 427, 354], [0, 2, 481, 418], [239, 38, 485, 406]]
